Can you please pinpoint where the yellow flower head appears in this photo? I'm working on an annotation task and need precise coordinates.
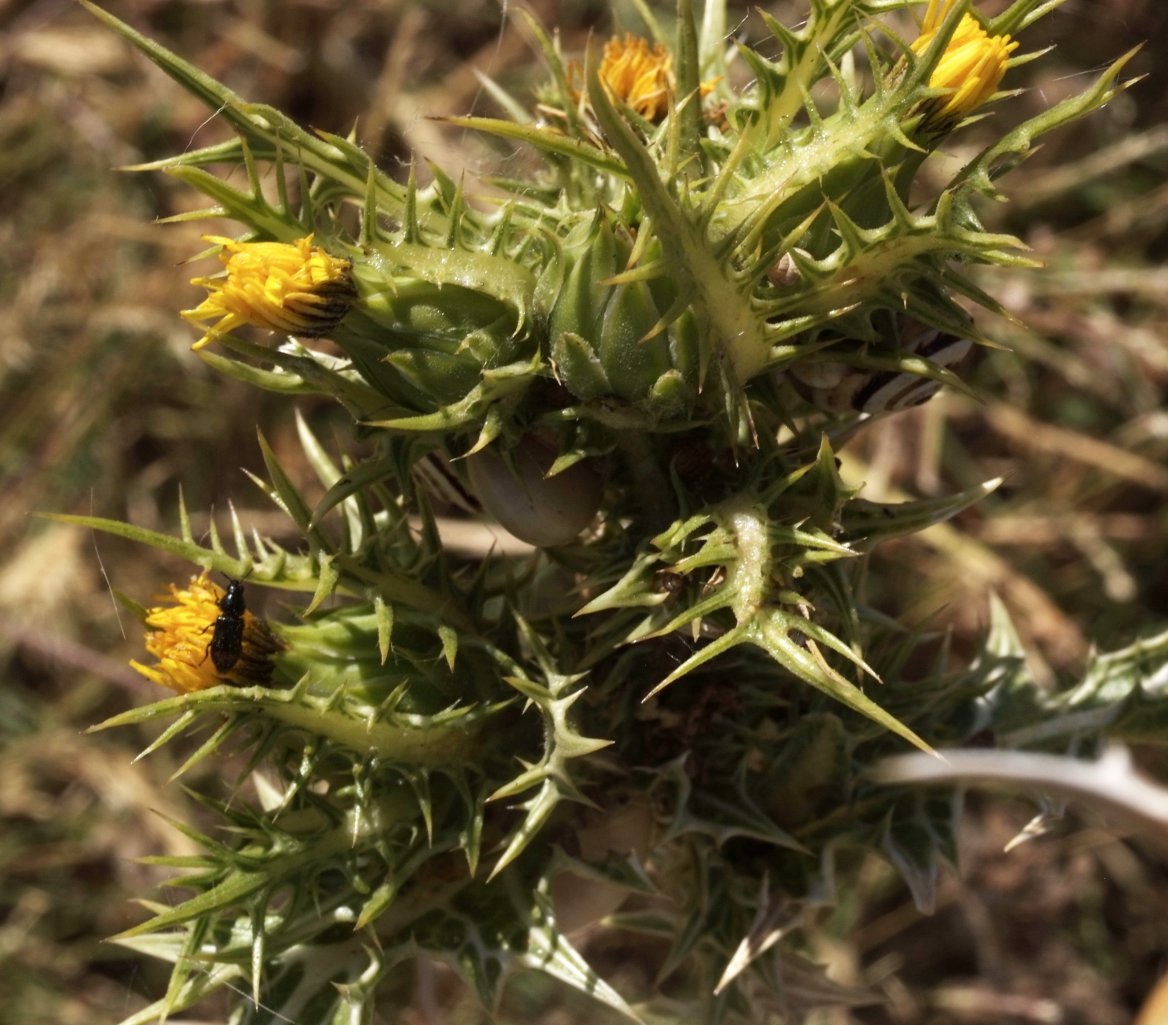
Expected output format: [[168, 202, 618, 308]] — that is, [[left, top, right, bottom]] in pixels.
[[182, 235, 356, 350], [911, 0, 1017, 127], [131, 573, 281, 693], [599, 34, 675, 120]]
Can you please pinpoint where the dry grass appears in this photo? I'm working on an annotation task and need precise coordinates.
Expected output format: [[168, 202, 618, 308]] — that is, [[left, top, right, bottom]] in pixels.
[[2, 1, 1166, 1022]]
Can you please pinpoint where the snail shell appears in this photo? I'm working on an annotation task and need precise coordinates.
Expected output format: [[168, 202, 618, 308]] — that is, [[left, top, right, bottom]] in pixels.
[[464, 435, 605, 547]]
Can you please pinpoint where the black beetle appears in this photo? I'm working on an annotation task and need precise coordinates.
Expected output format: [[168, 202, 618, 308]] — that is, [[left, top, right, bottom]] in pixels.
[[203, 577, 247, 673]]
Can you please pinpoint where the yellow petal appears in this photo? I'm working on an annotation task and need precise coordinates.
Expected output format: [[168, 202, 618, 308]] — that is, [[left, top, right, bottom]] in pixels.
[[911, 3, 1017, 126], [132, 572, 280, 692], [182, 235, 355, 350]]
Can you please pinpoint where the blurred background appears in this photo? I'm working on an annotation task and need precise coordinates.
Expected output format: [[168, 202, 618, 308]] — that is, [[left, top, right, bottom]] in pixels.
[[1, 1, 1166, 1022]]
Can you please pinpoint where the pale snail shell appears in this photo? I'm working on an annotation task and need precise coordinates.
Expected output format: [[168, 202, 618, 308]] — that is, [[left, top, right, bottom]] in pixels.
[[464, 435, 605, 547], [788, 315, 973, 414]]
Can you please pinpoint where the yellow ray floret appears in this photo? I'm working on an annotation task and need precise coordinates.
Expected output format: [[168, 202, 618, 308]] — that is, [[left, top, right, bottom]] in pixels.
[[183, 235, 356, 350], [131, 572, 280, 692], [912, 0, 1017, 125], [599, 34, 675, 120]]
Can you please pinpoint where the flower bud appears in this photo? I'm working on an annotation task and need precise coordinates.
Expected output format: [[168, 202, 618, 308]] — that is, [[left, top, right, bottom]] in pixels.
[[911, 0, 1017, 132], [183, 235, 356, 349], [131, 573, 282, 692]]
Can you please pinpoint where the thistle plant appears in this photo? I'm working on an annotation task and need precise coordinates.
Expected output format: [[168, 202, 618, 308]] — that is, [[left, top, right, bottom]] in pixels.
[[63, 1, 1160, 1022]]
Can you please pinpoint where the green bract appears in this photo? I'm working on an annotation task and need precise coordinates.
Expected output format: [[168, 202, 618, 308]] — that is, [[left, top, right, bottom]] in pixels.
[[72, 1, 1154, 1023]]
